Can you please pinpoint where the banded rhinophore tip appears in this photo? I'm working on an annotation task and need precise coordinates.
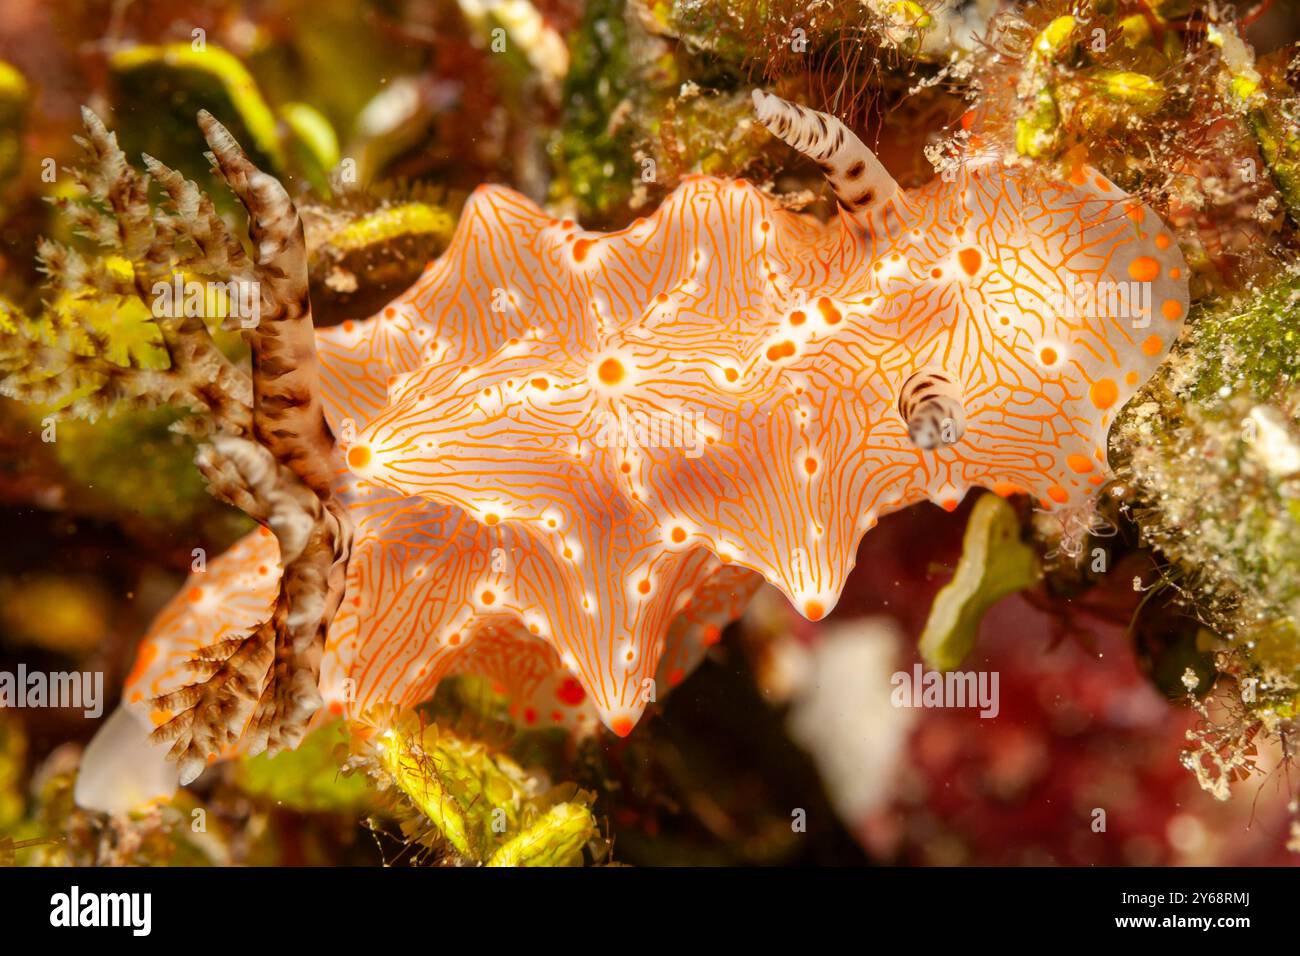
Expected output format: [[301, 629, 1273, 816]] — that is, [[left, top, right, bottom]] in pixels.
[[751, 89, 898, 226]]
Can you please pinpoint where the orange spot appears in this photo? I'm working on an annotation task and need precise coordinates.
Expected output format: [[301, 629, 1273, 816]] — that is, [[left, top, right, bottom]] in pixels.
[[125, 642, 158, 688], [670, 527, 687, 544], [130, 690, 143, 704], [657, 292, 669, 303], [329, 701, 344, 716], [531, 377, 549, 390], [1169, 267, 1181, 280], [610, 717, 634, 738], [1141, 334, 1163, 356], [597, 357, 625, 385], [992, 482, 1026, 498], [572, 238, 594, 262], [958, 248, 982, 276], [702, 625, 722, 646], [789, 310, 806, 326], [1047, 485, 1070, 504], [817, 297, 841, 324], [724, 368, 738, 382], [1128, 256, 1160, 282], [480, 590, 495, 605], [1069, 164, 1088, 186], [1161, 299, 1183, 321], [668, 668, 685, 687], [186, 586, 203, 603], [1040, 347, 1058, 365], [1067, 454, 1094, 474], [347, 445, 371, 469], [1125, 371, 1139, 386], [1088, 474, 1104, 485], [931, 268, 942, 278], [620, 462, 631, 473], [1155, 233, 1171, 250], [804, 457, 818, 474], [484, 513, 500, 526], [449, 632, 461, 645], [1089, 378, 1119, 410], [940, 498, 958, 512], [760, 221, 770, 232], [384, 307, 396, 318], [804, 600, 825, 621], [637, 579, 651, 594], [149, 709, 173, 728], [766, 340, 796, 362], [342, 320, 355, 332]]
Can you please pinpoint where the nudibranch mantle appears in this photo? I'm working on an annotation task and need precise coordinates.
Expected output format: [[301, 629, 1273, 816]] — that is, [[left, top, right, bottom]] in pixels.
[[113, 92, 1188, 761]]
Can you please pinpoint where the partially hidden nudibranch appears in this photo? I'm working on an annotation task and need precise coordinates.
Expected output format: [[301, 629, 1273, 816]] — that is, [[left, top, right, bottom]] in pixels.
[[77, 91, 1188, 811]]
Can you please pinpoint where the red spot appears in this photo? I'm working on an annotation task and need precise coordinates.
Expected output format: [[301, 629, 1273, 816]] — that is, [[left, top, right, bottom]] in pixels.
[[523, 707, 537, 725], [668, 668, 685, 686], [702, 625, 722, 646], [556, 677, 586, 706]]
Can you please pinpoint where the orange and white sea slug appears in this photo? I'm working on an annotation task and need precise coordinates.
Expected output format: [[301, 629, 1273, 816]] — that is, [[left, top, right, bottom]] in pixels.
[[76, 91, 1187, 810]]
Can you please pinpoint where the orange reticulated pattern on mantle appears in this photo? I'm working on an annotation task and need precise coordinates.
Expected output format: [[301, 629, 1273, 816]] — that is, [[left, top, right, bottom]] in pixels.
[[124, 102, 1188, 741]]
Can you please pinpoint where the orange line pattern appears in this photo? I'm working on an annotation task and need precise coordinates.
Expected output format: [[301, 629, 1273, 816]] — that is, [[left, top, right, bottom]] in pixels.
[[122, 147, 1188, 742]]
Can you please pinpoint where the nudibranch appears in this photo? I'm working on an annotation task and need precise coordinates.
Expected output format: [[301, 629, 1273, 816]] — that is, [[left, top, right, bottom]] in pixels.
[[77, 91, 1187, 811]]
